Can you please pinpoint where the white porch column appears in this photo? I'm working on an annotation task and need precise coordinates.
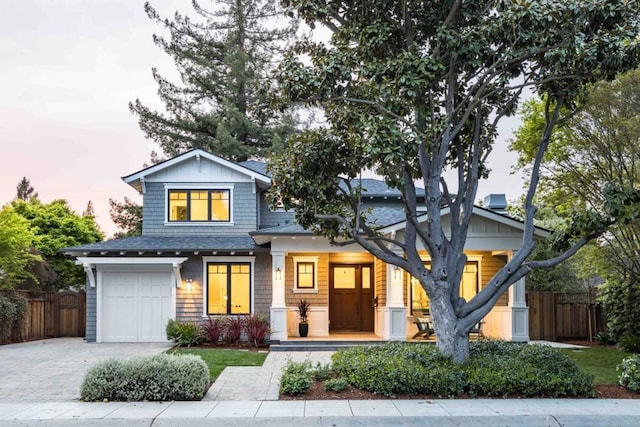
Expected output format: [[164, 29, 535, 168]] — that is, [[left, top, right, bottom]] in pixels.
[[508, 251, 529, 342], [384, 262, 406, 341], [270, 251, 287, 341]]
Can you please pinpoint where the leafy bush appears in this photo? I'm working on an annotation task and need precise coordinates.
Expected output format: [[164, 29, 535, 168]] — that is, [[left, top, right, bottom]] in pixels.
[[280, 360, 312, 395], [312, 362, 333, 381], [201, 317, 225, 344], [165, 319, 203, 347], [0, 293, 29, 343], [80, 354, 209, 401], [619, 354, 640, 393], [324, 377, 348, 392], [618, 333, 640, 353], [331, 341, 594, 398], [245, 314, 270, 347], [595, 331, 616, 345], [223, 316, 245, 345]]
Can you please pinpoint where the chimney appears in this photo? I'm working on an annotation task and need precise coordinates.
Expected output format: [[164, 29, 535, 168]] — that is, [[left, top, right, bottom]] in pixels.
[[483, 194, 508, 214]]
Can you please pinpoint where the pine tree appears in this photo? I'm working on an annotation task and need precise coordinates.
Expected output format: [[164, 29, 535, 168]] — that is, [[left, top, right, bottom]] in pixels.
[[15, 177, 37, 201], [130, 0, 299, 162], [109, 197, 143, 238], [83, 201, 95, 217]]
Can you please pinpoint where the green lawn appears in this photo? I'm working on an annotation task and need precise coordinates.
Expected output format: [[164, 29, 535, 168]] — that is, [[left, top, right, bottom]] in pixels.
[[169, 348, 268, 380], [561, 346, 631, 384]]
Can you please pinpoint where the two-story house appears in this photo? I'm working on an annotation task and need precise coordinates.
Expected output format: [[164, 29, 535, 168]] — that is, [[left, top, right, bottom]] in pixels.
[[63, 149, 547, 343]]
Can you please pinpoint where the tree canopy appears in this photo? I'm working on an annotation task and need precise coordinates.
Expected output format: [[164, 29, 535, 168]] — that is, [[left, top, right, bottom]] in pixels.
[[511, 70, 640, 339], [0, 205, 38, 289], [270, 0, 640, 362], [12, 198, 103, 290], [109, 197, 143, 238], [130, 0, 299, 161], [15, 177, 37, 201]]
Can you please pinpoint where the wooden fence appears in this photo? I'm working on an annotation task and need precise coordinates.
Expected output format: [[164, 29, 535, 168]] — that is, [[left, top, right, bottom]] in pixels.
[[0, 290, 85, 342], [527, 292, 603, 341]]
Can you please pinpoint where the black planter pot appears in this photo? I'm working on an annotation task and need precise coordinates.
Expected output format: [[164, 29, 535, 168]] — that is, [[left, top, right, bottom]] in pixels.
[[298, 322, 309, 338]]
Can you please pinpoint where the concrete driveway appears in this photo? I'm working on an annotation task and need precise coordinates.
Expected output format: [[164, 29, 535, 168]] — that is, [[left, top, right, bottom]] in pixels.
[[0, 338, 173, 402]]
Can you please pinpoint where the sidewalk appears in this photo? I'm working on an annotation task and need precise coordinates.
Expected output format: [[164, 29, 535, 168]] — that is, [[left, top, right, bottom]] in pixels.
[[1, 398, 640, 426]]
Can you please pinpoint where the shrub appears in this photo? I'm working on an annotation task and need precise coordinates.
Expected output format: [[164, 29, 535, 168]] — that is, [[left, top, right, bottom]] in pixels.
[[245, 314, 270, 347], [618, 333, 640, 353], [8, 293, 29, 341], [0, 295, 17, 343], [619, 355, 640, 393], [280, 360, 312, 395], [312, 362, 332, 381], [595, 331, 616, 345], [223, 316, 245, 345], [331, 341, 594, 398], [324, 377, 348, 392], [201, 317, 225, 344], [80, 354, 209, 401], [166, 319, 203, 347]]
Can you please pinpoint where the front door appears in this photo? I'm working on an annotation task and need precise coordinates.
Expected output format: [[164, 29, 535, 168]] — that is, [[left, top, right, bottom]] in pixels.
[[329, 264, 374, 331]]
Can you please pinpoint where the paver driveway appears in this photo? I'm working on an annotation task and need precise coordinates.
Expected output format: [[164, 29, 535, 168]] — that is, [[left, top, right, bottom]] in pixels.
[[0, 338, 172, 402]]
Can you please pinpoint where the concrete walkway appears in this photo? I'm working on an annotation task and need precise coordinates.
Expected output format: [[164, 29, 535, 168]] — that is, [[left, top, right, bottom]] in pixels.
[[1, 399, 639, 426]]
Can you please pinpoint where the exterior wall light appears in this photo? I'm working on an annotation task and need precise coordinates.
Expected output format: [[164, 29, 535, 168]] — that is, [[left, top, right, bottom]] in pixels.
[[186, 279, 193, 292], [275, 267, 282, 281], [394, 266, 402, 280]]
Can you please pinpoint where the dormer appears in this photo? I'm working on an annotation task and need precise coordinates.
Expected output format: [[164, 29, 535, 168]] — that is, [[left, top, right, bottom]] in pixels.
[[123, 149, 271, 236]]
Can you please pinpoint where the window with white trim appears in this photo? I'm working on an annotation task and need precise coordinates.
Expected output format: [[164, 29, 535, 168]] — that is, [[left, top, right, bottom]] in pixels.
[[167, 188, 231, 223], [293, 256, 319, 293]]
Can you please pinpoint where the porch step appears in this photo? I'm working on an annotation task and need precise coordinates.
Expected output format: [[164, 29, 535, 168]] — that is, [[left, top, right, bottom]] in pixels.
[[269, 340, 385, 352]]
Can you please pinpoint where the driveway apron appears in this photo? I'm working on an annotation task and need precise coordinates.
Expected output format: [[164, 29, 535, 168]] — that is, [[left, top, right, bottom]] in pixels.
[[0, 338, 172, 402]]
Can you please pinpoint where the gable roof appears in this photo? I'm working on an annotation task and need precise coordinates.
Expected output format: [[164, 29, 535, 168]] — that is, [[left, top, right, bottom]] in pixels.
[[122, 149, 271, 193]]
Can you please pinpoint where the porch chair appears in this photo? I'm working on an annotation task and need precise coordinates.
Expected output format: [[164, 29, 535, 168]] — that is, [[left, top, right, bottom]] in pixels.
[[470, 320, 485, 340], [412, 310, 435, 339]]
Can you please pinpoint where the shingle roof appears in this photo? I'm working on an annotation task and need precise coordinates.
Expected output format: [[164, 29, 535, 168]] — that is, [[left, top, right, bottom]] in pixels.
[[239, 160, 269, 177], [62, 235, 267, 254]]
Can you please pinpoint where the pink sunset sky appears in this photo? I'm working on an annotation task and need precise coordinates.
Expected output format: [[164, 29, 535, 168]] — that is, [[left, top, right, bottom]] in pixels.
[[0, 0, 526, 238]]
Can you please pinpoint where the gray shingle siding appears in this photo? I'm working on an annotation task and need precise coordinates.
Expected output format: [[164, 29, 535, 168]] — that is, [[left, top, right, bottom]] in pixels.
[[142, 182, 258, 235], [258, 192, 296, 229], [175, 253, 272, 323], [85, 276, 96, 342]]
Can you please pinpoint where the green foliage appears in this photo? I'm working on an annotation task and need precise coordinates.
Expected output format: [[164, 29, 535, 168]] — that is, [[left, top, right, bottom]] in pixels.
[[130, 0, 299, 162], [595, 331, 616, 346], [600, 275, 640, 342], [324, 377, 348, 392], [297, 299, 310, 323], [618, 355, 640, 393], [271, 0, 640, 362], [312, 362, 332, 381], [170, 348, 267, 380], [618, 334, 640, 354], [280, 360, 312, 395], [0, 292, 30, 343], [108, 197, 142, 238], [80, 354, 209, 401], [11, 198, 103, 290], [15, 177, 37, 201], [244, 314, 271, 347], [331, 342, 594, 398], [166, 319, 204, 347], [0, 205, 38, 289]]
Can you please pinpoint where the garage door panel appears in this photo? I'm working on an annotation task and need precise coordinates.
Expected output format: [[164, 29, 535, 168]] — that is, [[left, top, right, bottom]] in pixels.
[[102, 271, 172, 342]]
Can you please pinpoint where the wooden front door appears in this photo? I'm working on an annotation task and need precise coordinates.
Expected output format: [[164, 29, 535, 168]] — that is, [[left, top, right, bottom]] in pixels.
[[329, 264, 374, 331]]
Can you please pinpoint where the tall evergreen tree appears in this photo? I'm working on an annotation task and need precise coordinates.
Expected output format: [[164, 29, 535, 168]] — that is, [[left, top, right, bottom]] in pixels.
[[15, 177, 37, 201], [130, 0, 299, 162], [109, 197, 143, 238]]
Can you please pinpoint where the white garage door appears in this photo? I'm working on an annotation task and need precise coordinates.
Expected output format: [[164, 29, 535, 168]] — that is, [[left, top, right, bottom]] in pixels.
[[101, 271, 172, 342]]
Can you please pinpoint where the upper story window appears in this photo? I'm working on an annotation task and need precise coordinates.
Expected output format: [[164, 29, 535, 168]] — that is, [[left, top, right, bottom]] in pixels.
[[168, 189, 231, 223]]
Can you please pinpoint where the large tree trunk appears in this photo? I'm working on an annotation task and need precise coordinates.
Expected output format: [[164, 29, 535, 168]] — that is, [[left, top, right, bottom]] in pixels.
[[429, 284, 471, 364]]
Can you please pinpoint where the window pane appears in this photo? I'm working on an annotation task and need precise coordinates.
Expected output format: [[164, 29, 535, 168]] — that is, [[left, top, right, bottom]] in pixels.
[[362, 267, 371, 289], [207, 264, 228, 314], [333, 267, 355, 289], [461, 262, 479, 301], [190, 191, 208, 221], [230, 264, 250, 314], [297, 262, 314, 288], [211, 190, 230, 221], [411, 276, 429, 312], [168, 191, 188, 221]]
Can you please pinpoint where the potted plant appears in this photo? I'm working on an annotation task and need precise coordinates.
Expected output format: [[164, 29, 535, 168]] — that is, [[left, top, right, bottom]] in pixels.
[[297, 299, 311, 337]]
